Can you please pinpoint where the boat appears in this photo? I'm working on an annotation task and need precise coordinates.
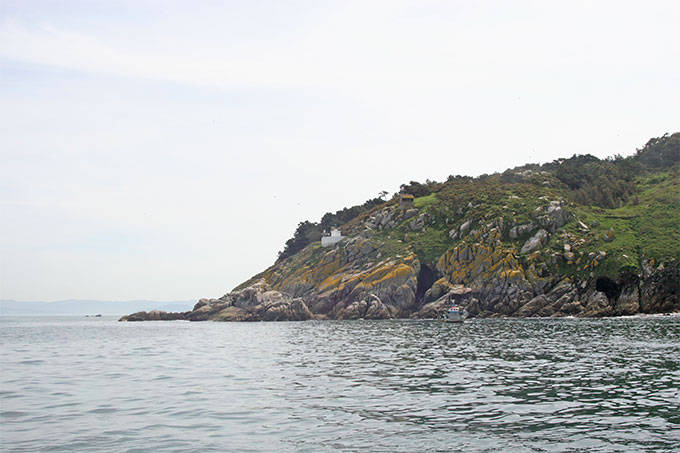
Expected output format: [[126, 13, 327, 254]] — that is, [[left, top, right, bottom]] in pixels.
[[441, 304, 468, 323]]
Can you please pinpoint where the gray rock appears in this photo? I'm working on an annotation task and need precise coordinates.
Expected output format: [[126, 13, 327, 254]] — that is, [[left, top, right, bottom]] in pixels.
[[583, 291, 611, 317], [404, 209, 419, 220], [546, 205, 571, 230], [390, 283, 417, 309], [520, 229, 549, 254], [197, 281, 315, 321], [413, 295, 451, 319], [537, 215, 555, 231], [380, 213, 393, 227], [559, 300, 583, 316], [515, 295, 549, 317], [516, 222, 536, 236], [422, 281, 470, 305], [614, 289, 640, 316], [212, 306, 252, 321], [260, 297, 312, 321], [336, 294, 391, 319], [359, 229, 374, 238], [358, 240, 374, 255], [119, 310, 188, 321], [639, 262, 680, 313], [409, 214, 426, 231]]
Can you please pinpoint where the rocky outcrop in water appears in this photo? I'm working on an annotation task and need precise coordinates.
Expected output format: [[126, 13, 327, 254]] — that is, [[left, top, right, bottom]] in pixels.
[[121, 241, 678, 322], [120, 310, 188, 321]]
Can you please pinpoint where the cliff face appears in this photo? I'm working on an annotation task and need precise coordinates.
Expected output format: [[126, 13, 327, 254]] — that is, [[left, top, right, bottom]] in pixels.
[[121, 134, 680, 322]]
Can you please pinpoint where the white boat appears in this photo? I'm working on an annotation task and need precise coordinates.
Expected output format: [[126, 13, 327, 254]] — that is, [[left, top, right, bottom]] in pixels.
[[442, 304, 468, 323]]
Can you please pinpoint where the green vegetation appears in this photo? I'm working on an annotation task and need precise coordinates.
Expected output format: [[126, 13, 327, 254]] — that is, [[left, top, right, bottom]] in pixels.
[[413, 193, 437, 209], [400, 180, 435, 197], [559, 167, 680, 279], [409, 227, 450, 263]]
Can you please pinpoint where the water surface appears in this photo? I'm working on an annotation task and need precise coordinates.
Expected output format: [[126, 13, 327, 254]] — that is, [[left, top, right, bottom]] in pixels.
[[1, 316, 679, 452]]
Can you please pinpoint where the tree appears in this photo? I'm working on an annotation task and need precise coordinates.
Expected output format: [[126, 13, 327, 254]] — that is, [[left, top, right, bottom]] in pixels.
[[277, 221, 322, 261], [399, 181, 431, 197]]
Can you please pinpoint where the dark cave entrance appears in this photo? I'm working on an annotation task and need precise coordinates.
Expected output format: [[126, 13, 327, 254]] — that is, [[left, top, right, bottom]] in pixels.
[[416, 264, 437, 302], [596, 277, 621, 301]]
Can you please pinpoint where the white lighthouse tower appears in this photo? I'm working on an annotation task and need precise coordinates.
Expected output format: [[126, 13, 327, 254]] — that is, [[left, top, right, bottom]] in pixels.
[[321, 227, 345, 247]]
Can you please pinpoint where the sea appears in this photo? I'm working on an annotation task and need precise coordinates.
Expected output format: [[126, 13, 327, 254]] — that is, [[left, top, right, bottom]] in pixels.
[[1, 316, 679, 452]]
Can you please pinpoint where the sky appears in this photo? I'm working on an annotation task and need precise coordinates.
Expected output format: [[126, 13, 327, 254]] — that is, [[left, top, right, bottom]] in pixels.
[[1, 0, 679, 302]]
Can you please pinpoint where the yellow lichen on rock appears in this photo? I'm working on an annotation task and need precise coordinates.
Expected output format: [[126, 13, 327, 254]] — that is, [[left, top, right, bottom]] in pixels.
[[365, 263, 413, 285], [500, 269, 524, 279], [437, 242, 526, 286]]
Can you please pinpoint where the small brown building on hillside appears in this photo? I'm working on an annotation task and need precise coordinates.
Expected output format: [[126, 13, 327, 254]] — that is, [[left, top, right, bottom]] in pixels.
[[399, 193, 414, 209]]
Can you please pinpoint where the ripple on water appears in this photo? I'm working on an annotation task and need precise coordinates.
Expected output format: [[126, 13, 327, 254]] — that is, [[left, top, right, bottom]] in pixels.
[[1, 316, 679, 452]]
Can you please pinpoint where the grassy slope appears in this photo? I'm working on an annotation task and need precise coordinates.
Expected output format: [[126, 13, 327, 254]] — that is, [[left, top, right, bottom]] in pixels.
[[368, 166, 678, 281], [560, 167, 680, 279]]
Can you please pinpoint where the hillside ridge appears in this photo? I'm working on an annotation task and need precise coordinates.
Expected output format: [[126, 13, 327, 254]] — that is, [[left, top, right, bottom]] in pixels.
[[122, 133, 679, 321]]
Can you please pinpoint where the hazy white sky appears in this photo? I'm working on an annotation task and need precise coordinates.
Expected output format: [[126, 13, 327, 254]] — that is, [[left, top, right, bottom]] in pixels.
[[1, 0, 678, 301]]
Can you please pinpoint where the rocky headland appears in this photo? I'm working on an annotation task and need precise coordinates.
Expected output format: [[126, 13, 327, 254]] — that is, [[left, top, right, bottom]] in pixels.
[[121, 134, 679, 322]]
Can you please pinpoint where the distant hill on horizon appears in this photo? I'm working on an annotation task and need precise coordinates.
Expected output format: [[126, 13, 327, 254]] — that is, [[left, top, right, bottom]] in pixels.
[[0, 299, 194, 316]]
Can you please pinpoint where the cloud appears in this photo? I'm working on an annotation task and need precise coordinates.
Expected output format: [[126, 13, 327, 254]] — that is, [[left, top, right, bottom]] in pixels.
[[0, 16, 406, 92], [3, 0, 677, 103], [2, 0, 676, 97], [0, 4, 553, 94], [0, 20, 262, 89]]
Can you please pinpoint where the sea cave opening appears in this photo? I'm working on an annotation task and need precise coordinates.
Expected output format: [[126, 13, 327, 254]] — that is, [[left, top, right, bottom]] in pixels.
[[416, 264, 437, 303], [596, 277, 621, 301]]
